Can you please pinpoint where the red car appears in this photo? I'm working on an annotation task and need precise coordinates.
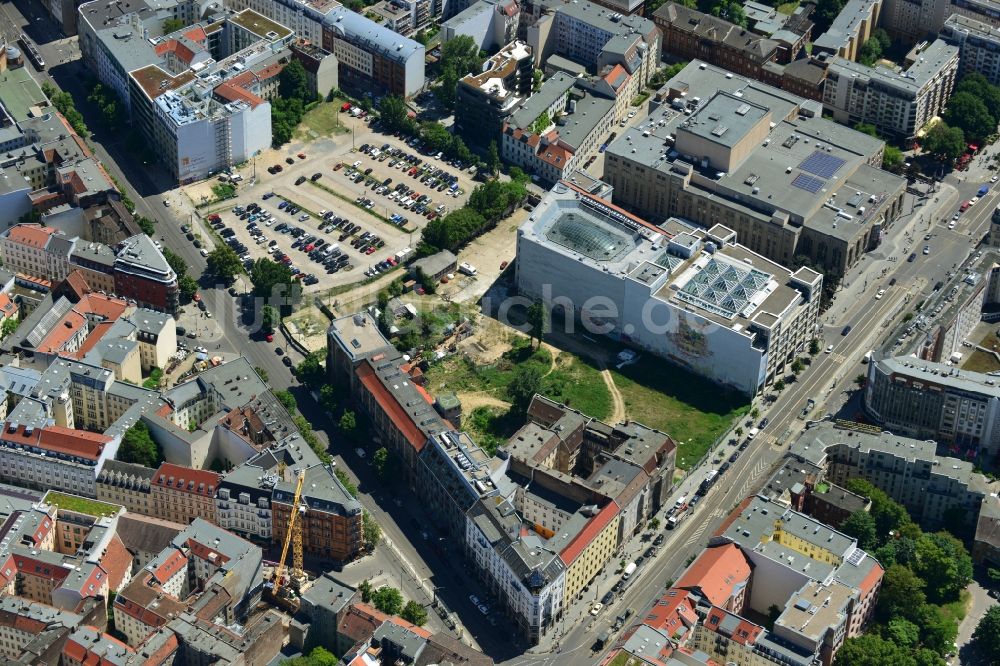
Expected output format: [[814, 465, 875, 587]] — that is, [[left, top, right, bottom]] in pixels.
[[298, 153, 306, 159], [366, 246, 376, 255], [193, 293, 201, 302], [305, 244, 315, 252], [281, 256, 292, 265], [265, 334, 274, 342]]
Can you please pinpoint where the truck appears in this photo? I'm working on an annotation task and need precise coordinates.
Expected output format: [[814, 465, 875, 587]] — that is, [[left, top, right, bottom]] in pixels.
[[622, 562, 637, 579], [667, 509, 688, 529], [697, 470, 719, 496], [862, 350, 873, 364], [458, 262, 478, 276]]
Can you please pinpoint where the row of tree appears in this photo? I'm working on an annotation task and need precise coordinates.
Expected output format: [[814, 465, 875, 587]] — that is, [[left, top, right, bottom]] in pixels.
[[41, 82, 89, 139], [357, 580, 428, 626], [163, 248, 200, 302], [834, 478, 973, 665], [379, 95, 476, 165], [418, 172, 529, 255]]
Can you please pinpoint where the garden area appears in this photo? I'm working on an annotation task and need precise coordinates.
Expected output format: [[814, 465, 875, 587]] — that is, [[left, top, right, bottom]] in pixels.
[[44, 492, 122, 516], [423, 335, 747, 466], [294, 97, 354, 142]]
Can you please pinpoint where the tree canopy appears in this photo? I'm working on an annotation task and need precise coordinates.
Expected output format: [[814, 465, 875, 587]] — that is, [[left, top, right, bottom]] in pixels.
[[944, 92, 995, 143], [974, 605, 1000, 663], [371, 587, 404, 616], [206, 245, 242, 284], [921, 122, 966, 163], [118, 422, 163, 468]]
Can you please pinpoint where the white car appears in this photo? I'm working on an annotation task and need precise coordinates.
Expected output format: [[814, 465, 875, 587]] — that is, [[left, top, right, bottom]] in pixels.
[[992, 175, 999, 184], [971, 196, 980, 205], [469, 594, 480, 606], [590, 603, 603, 616], [478, 604, 489, 615], [948, 221, 956, 230], [628, 110, 637, 118], [200, 248, 209, 257], [875, 289, 885, 300], [825, 345, 834, 354], [355, 448, 366, 459], [352, 160, 362, 168]]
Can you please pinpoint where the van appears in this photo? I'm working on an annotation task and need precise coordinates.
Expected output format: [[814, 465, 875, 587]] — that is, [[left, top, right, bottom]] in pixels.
[[323, 243, 339, 256], [622, 562, 637, 579], [863, 350, 873, 364], [747, 427, 759, 440]]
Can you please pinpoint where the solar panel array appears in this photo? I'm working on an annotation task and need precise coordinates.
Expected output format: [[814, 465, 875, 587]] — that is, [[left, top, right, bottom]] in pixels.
[[791, 173, 825, 193], [799, 150, 846, 179]]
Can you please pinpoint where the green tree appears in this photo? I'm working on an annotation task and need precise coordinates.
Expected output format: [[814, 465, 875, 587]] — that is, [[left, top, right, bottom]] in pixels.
[[358, 580, 374, 602], [163, 248, 187, 280], [844, 478, 912, 540], [1, 317, 19, 340], [529, 111, 551, 134], [401, 600, 428, 626], [179, 275, 199, 301], [974, 605, 1000, 662], [649, 517, 660, 530], [278, 59, 312, 102], [945, 91, 995, 143], [340, 409, 357, 433], [814, 0, 845, 33], [988, 567, 1000, 585], [526, 300, 547, 349], [884, 145, 904, 170], [840, 511, 878, 551], [274, 389, 297, 415], [774, 379, 786, 391], [379, 95, 409, 133], [162, 18, 185, 32], [206, 245, 242, 283], [261, 305, 279, 333], [373, 447, 389, 477], [440, 35, 483, 77], [419, 207, 486, 254], [507, 365, 542, 414], [921, 122, 966, 163], [211, 182, 236, 200], [335, 468, 358, 497], [886, 617, 921, 649], [855, 123, 879, 137], [487, 140, 501, 176], [955, 73, 1000, 123], [859, 37, 884, 66], [915, 603, 958, 656], [877, 564, 927, 623], [280, 646, 339, 666], [295, 351, 326, 388], [118, 422, 163, 467], [135, 216, 156, 236], [809, 339, 820, 355], [372, 587, 404, 616], [834, 634, 915, 666], [250, 258, 295, 300], [363, 510, 382, 550], [912, 531, 973, 603]]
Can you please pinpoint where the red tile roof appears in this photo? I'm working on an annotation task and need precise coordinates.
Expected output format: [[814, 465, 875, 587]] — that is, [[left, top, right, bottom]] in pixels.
[[215, 71, 265, 110], [703, 606, 762, 645], [183, 26, 207, 42], [152, 463, 220, 497], [559, 502, 618, 565], [1, 424, 111, 461], [7, 225, 56, 248], [339, 603, 390, 643], [857, 559, 884, 597], [36, 309, 86, 353], [186, 538, 232, 568], [255, 62, 285, 81], [64, 628, 134, 665], [355, 362, 426, 452], [101, 535, 133, 592], [675, 543, 751, 608], [14, 554, 71, 582], [644, 587, 699, 639], [150, 550, 186, 586]]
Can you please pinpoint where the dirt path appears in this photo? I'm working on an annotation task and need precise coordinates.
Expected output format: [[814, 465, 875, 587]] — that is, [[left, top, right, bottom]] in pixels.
[[457, 392, 511, 411], [600, 365, 627, 424]]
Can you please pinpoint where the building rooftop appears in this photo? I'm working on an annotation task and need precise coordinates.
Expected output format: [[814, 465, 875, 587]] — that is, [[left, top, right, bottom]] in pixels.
[[812, 0, 880, 53], [328, 311, 394, 362], [607, 60, 902, 240], [273, 463, 362, 517], [825, 39, 959, 95], [774, 580, 852, 646], [742, 0, 790, 35], [229, 8, 293, 40], [792, 421, 990, 495], [653, 3, 779, 62], [322, 9, 424, 65], [0, 66, 48, 122], [462, 40, 532, 105], [509, 72, 575, 132]]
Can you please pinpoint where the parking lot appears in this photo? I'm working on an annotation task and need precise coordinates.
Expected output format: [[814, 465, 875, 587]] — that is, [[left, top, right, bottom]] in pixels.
[[185, 124, 481, 293]]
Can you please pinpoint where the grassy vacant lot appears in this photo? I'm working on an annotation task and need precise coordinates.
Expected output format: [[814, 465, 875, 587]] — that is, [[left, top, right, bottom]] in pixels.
[[611, 356, 749, 469], [45, 492, 122, 516], [424, 338, 611, 421], [424, 339, 611, 454], [776, 0, 799, 13], [295, 100, 352, 140], [426, 335, 746, 467], [963, 349, 1000, 374]]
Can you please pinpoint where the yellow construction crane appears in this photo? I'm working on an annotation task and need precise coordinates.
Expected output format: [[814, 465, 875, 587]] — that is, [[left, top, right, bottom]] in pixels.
[[273, 469, 306, 594]]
